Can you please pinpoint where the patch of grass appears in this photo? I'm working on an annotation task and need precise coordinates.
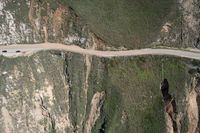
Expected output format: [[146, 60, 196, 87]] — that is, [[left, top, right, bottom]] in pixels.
[[59, 0, 177, 48], [96, 56, 188, 132]]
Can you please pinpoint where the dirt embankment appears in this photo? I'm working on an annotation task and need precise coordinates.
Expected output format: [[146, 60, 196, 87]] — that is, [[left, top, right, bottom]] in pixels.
[[186, 75, 200, 133], [187, 89, 198, 133], [84, 91, 105, 133]]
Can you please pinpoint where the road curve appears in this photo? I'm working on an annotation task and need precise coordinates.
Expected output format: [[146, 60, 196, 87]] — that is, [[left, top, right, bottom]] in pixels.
[[0, 43, 200, 60]]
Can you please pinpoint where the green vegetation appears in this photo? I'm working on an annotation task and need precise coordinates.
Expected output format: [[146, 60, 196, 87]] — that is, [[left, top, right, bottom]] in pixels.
[[0, 52, 196, 132], [59, 0, 177, 48], [65, 53, 87, 131], [3, 0, 29, 23], [90, 56, 187, 132]]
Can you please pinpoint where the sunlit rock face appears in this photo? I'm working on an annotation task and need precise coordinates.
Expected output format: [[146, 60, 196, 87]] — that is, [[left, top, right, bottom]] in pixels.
[[0, 52, 72, 132], [0, 0, 94, 48], [0, 51, 106, 133], [0, 0, 35, 44]]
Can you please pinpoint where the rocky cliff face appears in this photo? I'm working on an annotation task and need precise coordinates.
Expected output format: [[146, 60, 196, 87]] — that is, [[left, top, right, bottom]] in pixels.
[[0, 0, 200, 133], [0, 52, 71, 132], [0, 0, 107, 50], [0, 52, 200, 133], [0, 51, 107, 132]]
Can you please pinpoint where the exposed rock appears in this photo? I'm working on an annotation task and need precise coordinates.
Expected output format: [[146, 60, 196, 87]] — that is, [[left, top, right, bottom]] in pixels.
[[0, 52, 74, 132], [187, 89, 198, 133], [84, 91, 105, 133], [186, 74, 200, 133]]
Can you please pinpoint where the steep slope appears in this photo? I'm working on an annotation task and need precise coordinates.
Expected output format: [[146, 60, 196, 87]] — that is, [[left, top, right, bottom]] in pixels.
[[1, 0, 200, 49], [0, 51, 199, 132], [61, 0, 200, 49]]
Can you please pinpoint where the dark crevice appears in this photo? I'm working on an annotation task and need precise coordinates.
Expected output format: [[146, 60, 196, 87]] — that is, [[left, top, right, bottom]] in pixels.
[[64, 54, 78, 131], [99, 119, 106, 133], [39, 96, 56, 132], [160, 78, 178, 132]]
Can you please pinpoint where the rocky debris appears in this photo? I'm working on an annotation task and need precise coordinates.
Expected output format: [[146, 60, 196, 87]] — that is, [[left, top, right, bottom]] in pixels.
[[180, 0, 200, 35], [84, 91, 105, 133], [191, 73, 200, 94], [121, 111, 128, 124], [161, 23, 172, 33], [156, 20, 182, 48], [179, 0, 200, 48], [192, 37, 200, 48]]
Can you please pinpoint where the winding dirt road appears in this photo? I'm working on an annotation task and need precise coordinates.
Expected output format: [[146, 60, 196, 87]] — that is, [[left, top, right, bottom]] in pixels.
[[0, 43, 200, 60]]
